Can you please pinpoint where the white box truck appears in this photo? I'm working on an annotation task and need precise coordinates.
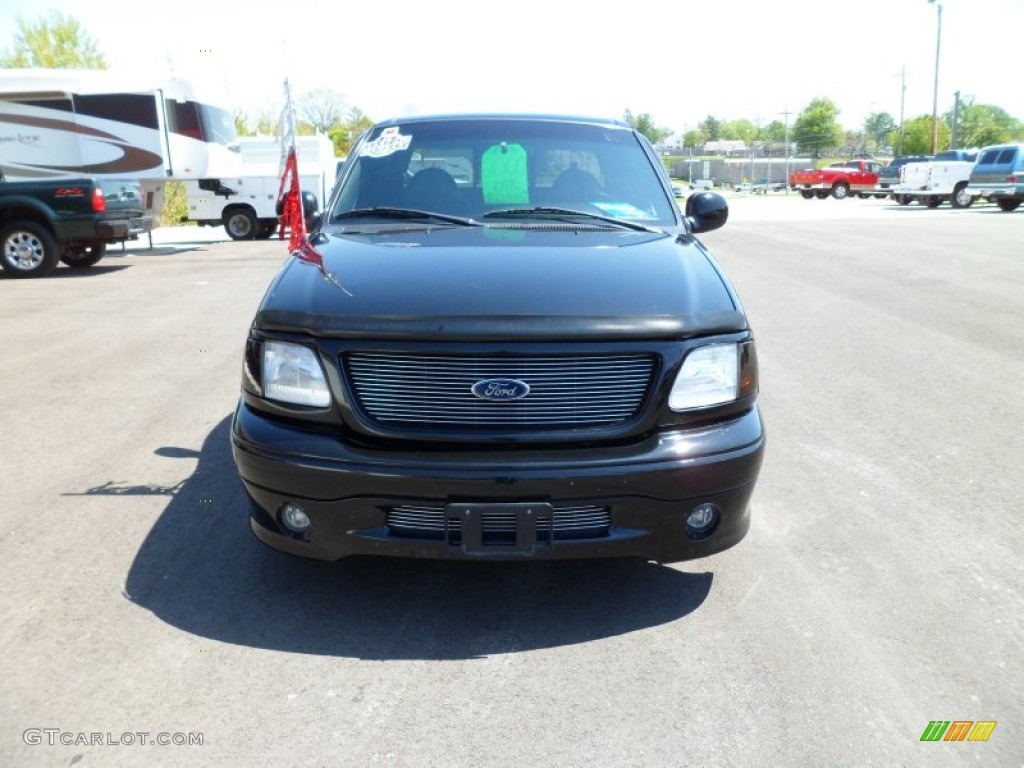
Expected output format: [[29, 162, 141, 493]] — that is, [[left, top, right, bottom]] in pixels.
[[185, 134, 335, 240], [891, 149, 979, 208]]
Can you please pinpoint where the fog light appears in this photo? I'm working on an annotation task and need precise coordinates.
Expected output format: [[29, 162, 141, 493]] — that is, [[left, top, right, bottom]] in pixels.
[[279, 503, 311, 534], [686, 503, 719, 537]]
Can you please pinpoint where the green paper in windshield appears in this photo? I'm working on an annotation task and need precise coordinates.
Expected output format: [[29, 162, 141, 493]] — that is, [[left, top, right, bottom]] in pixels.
[[482, 143, 529, 204]]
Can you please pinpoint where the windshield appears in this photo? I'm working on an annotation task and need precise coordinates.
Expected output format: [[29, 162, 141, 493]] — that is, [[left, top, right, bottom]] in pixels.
[[328, 118, 677, 227]]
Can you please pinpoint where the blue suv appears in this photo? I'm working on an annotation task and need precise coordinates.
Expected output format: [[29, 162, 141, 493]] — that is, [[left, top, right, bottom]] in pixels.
[[967, 143, 1024, 211]]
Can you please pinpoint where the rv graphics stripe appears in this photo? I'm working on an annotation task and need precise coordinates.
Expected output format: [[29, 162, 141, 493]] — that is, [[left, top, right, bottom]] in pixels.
[[0, 112, 164, 175]]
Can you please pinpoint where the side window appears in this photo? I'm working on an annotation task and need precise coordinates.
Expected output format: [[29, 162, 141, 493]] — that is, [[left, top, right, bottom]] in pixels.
[[165, 100, 202, 139], [978, 149, 1000, 165], [73, 93, 159, 130], [15, 97, 73, 113]]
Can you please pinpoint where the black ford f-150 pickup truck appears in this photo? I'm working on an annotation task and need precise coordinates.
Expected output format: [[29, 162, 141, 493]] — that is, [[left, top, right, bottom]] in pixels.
[[231, 114, 765, 563], [0, 173, 150, 277]]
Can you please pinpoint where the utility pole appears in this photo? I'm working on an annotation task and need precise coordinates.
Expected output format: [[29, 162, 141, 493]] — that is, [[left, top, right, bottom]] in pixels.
[[779, 107, 793, 194], [928, 0, 943, 154]]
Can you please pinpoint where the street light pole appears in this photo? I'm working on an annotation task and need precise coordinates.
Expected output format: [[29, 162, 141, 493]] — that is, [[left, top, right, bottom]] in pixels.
[[780, 108, 792, 194], [928, 0, 942, 154]]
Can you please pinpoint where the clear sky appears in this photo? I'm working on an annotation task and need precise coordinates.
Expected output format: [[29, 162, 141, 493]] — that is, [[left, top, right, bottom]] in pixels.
[[1, 0, 1021, 137]]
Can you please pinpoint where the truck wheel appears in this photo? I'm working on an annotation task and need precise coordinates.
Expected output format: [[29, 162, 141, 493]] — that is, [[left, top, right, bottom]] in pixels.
[[799, 190, 814, 199], [814, 190, 830, 199], [60, 243, 107, 269], [950, 183, 974, 209], [996, 198, 1021, 212], [255, 221, 278, 239], [224, 208, 257, 240], [0, 220, 60, 278], [894, 194, 911, 206], [925, 197, 944, 209], [831, 182, 850, 200]]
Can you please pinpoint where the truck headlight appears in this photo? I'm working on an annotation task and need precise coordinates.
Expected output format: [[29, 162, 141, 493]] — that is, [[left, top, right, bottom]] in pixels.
[[669, 342, 751, 411], [262, 341, 331, 407]]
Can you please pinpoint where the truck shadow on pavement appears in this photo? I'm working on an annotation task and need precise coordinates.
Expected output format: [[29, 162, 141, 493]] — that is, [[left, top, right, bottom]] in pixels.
[[123, 416, 713, 660], [0, 264, 132, 280]]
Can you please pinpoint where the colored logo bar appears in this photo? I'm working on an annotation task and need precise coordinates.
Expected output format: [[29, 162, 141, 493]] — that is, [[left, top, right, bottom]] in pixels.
[[921, 721, 997, 742]]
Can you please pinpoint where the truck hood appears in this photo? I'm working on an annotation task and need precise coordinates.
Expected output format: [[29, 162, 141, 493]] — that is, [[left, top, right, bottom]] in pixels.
[[254, 227, 746, 340]]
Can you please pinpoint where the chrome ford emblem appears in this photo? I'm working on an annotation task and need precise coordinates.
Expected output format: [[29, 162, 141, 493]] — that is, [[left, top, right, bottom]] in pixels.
[[471, 378, 530, 401]]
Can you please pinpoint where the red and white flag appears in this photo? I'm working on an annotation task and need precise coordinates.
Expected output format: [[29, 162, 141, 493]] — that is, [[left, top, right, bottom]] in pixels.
[[276, 79, 306, 251]]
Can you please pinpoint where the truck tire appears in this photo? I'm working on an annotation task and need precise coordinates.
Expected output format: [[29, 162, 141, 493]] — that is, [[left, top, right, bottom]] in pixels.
[[0, 220, 60, 278], [831, 182, 850, 200], [894, 194, 911, 205], [224, 208, 257, 240], [60, 243, 107, 269], [255, 220, 278, 239], [996, 198, 1021, 212], [799, 190, 814, 199], [814, 190, 830, 199], [950, 183, 974, 209]]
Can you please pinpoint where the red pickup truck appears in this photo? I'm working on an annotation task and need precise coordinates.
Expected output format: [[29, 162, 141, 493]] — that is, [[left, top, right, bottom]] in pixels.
[[788, 160, 884, 200]]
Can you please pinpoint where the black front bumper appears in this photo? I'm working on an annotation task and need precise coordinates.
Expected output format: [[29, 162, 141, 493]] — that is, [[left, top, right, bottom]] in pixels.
[[231, 402, 765, 562]]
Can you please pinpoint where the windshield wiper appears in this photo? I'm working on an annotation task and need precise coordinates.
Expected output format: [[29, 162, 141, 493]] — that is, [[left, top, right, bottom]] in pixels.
[[332, 207, 480, 227], [482, 206, 657, 233]]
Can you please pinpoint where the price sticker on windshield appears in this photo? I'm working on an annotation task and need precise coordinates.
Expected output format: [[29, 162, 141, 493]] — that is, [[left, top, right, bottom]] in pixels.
[[361, 127, 412, 158]]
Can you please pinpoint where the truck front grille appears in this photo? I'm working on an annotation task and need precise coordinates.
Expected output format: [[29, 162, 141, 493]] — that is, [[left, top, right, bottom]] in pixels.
[[386, 504, 611, 541], [344, 352, 655, 433]]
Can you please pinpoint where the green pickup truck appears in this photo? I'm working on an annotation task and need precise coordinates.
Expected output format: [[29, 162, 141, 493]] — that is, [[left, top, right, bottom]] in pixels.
[[0, 173, 151, 278]]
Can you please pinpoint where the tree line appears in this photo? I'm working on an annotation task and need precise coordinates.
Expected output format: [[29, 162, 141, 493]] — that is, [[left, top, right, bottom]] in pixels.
[[6, 12, 1023, 162], [633, 96, 1024, 158]]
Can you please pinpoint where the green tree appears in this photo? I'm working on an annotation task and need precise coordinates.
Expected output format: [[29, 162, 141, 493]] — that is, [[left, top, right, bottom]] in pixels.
[[763, 120, 787, 143], [623, 110, 672, 145], [682, 129, 706, 149], [948, 98, 1023, 148], [0, 12, 106, 68], [891, 114, 950, 154], [234, 112, 253, 137], [864, 112, 897, 151], [699, 115, 722, 142], [720, 119, 757, 144], [328, 107, 374, 156], [792, 97, 844, 157], [162, 182, 188, 227]]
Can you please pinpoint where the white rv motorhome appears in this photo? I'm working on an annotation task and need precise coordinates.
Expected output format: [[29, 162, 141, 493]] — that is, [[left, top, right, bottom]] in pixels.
[[0, 68, 241, 223], [185, 134, 336, 240]]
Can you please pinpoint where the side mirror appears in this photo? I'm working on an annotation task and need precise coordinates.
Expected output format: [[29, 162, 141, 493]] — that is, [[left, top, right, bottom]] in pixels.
[[300, 190, 318, 217], [685, 191, 729, 233]]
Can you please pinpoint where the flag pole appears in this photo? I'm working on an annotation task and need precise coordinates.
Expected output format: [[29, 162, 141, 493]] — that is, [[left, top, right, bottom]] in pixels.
[[277, 78, 307, 251]]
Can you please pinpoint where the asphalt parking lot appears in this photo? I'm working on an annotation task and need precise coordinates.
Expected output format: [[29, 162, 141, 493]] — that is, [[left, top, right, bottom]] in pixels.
[[1, 196, 1021, 767]]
